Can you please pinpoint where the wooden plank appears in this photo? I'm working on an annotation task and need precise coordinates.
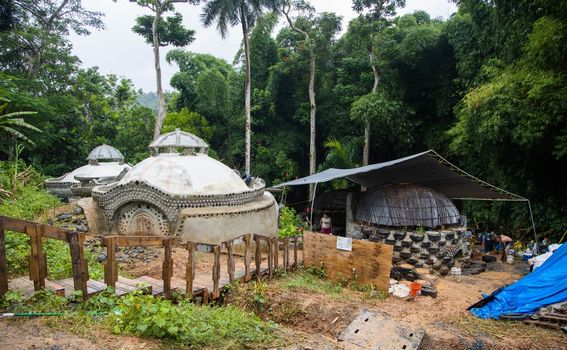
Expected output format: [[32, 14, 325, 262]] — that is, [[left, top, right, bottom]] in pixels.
[[273, 238, 279, 270], [283, 237, 290, 271], [133, 276, 165, 296], [0, 219, 8, 297], [0, 216, 68, 241], [227, 240, 235, 283], [293, 236, 298, 269], [268, 238, 274, 278], [113, 235, 167, 247], [303, 231, 393, 292], [243, 234, 252, 282], [162, 238, 173, 299], [186, 242, 196, 298], [254, 235, 262, 281], [26, 225, 44, 291], [212, 245, 221, 299], [117, 276, 152, 294], [103, 236, 118, 288], [68, 231, 88, 300]]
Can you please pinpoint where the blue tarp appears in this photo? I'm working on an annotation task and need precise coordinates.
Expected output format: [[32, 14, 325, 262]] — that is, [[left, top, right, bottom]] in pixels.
[[469, 243, 567, 319]]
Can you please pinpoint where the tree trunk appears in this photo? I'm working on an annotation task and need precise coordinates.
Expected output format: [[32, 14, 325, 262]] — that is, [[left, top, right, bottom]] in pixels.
[[363, 48, 380, 167], [152, 7, 166, 140], [308, 46, 317, 201], [242, 18, 252, 175], [282, 10, 317, 200]]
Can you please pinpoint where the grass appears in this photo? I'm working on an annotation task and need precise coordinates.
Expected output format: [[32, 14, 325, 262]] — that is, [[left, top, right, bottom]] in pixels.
[[1, 288, 281, 349], [446, 313, 567, 345]]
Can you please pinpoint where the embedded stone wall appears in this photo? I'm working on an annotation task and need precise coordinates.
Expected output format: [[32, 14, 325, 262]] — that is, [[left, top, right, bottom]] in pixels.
[[348, 222, 471, 275]]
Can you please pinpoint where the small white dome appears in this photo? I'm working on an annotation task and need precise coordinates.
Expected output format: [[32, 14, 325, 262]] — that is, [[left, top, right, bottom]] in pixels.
[[87, 144, 124, 162]]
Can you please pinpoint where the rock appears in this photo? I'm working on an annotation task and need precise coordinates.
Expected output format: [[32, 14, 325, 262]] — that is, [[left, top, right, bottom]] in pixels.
[[393, 230, 406, 240], [439, 265, 450, 275], [426, 231, 440, 241], [56, 213, 73, 221], [73, 207, 84, 215], [76, 224, 88, 232], [389, 283, 410, 298], [393, 242, 403, 251], [410, 243, 421, 253], [410, 232, 424, 242], [401, 236, 413, 247]]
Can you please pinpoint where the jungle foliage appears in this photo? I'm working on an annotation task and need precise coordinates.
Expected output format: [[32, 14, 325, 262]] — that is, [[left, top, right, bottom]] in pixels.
[[0, 0, 565, 239]]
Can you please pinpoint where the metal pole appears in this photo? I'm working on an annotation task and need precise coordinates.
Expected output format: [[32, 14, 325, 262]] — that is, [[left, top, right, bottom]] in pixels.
[[310, 182, 318, 231], [527, 200, 538, 243]]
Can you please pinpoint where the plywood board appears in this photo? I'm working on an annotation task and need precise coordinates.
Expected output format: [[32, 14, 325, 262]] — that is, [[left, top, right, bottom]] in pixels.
[[338, 309, 424, 350], [303, 231, 393, 292]]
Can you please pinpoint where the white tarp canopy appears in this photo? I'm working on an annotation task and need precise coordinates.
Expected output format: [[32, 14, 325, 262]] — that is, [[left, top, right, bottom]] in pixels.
[[274, 150, 526, 201]]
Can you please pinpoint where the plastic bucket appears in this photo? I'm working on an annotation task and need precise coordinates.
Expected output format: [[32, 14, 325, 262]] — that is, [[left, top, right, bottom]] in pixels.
[[409, 282, 421, 298], [450, 267, 462, 276]]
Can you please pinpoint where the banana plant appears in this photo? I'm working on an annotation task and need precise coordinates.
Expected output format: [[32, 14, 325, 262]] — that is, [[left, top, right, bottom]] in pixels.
[[0, 97, 42, 146]]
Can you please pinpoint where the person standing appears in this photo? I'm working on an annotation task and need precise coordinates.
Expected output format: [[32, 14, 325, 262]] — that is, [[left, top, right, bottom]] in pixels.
[[320, 212, 332, 235]]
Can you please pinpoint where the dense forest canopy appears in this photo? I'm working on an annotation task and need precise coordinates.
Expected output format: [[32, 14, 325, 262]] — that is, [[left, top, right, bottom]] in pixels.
[[0, 0, 566, 240]]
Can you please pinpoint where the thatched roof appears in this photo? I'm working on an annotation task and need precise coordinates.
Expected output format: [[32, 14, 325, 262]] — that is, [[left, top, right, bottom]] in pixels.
[[354, 183, 460, 228]]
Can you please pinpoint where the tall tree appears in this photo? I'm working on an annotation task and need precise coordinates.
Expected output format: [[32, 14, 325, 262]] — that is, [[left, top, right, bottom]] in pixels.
[[273, 0, 316, 199], [202, 0, 266, 175], [3, 0, 103, 79], [128, 0, 199, 140], [352, 0, 404, 166]]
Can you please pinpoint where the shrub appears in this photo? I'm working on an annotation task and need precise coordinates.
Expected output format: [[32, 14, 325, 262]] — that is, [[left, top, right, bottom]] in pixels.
[[111, 292, 277, 348], [278, 206, 301, 238]]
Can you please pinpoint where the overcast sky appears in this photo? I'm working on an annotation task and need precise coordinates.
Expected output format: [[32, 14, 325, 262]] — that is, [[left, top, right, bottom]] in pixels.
[[69, 0, 457, 92]]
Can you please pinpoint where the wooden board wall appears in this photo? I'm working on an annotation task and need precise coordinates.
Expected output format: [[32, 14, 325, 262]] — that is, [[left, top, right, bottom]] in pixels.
[[303, 231, 393, 292]]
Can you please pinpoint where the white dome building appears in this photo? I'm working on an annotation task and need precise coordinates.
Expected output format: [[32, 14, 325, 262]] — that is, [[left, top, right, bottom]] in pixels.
[[92, 129, 278, 244], [44, 145, 131, 198]]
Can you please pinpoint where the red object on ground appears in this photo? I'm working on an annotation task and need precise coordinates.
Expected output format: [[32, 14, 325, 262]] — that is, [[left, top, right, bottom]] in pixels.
[[409, 282, 422, 299]]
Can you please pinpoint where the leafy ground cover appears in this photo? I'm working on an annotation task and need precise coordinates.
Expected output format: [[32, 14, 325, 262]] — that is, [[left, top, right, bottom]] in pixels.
[[0, 288, 281, 349]]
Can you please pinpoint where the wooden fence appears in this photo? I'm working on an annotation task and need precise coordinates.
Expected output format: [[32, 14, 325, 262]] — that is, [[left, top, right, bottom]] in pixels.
[[1, 215, 302, 302], [0, 216, 89, 299]]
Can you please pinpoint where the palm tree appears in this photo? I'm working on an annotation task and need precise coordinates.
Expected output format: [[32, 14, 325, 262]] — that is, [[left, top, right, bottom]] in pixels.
[[202, 0, 264, 175], [0, 97, 41, 146]]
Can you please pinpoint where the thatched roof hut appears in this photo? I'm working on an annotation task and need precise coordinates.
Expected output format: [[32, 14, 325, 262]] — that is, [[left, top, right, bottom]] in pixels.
[[354, 183, 460, 228]]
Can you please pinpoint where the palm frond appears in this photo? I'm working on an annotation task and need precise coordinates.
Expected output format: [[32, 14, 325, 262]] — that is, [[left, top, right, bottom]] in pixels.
[[0, 126, 36, 145]]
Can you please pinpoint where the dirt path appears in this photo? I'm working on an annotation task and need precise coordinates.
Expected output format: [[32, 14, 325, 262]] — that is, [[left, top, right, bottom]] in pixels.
[[0, 319, 165, 350]]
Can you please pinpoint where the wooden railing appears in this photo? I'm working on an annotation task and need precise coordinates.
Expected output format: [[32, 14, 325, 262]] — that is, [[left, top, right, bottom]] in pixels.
[[0, 216, 89, 299], [1, 214, 303, 303], [102, 235, 176, 298]]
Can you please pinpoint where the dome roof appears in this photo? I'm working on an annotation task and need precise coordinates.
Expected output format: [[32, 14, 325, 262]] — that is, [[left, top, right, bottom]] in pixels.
[[354, 183, 460, 228], [46, 162, 132, 184], [112, 153, 248, 196], [87, 144, 124, 162], [149, 129, 208, 155]]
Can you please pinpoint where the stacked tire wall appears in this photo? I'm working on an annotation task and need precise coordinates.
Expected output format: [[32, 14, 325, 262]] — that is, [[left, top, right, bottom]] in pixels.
[[348, 223, 472, 275]]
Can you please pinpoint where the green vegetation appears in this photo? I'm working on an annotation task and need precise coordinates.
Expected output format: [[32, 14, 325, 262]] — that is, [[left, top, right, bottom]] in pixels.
[[278, 206, 301, 238], [0, 1, 565, 240], [0, 159, 103, 280], [111, 291, 277, 348], [0, 288, 278, 349]]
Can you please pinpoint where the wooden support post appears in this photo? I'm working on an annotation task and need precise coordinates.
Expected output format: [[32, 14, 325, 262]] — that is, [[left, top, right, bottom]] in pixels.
[[186, 242, 196, 298], [162, 238, 173, 299], [103, 236, 118, 289], [274, 239, 279, 270], [226, 240, 235, 283], [27, 225, 45, 291], [202, 288, 209, 305], [254, 235, 262, 280], [293, 236, 299, 269], [0, 220, 8, 297], [212, 245, 220, 299], [36, 225, 48, 287], [283, 237, 289, 272], [268, 238, 274, 279], [243, 234, 251, 282], [68, 231, 89, 300]]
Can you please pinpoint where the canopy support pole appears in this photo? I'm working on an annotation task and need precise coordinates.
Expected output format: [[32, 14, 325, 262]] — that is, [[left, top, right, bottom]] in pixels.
[[528, 200, 538, 250], [310, 182, 318, 231]]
